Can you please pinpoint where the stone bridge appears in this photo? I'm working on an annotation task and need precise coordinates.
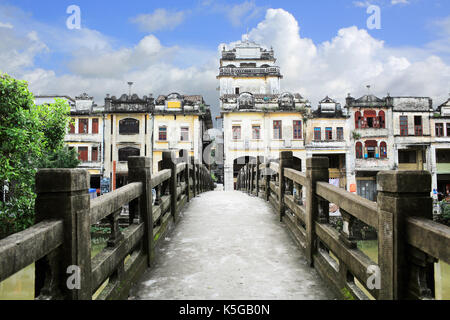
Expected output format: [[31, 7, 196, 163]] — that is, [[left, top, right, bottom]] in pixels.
[[0, 151, 449, 300]]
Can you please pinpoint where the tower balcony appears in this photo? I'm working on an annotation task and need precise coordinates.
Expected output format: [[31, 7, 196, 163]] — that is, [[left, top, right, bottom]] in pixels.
[[218, 66, 282, 78]]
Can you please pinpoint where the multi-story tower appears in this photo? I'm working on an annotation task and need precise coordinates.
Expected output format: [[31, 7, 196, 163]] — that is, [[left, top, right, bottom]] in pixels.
[[306, 96, 349, 189], [152, 93, 213, 174], [219, 40, 310, 191]]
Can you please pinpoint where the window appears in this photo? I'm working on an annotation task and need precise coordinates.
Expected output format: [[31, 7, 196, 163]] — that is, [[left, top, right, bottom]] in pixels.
[[337, 127, 344, 141], [314, 128, 321, 141], [78, 147, 88, 162], [326, 127, 332, 141], [355, 111, 362, 129], [119, 118, 139, 135], [378, 111, 386, 129], [447, 123, 450, 137], [273, 121, 282, 139], [364, 110, 377, 128], [365, 140, 378, 159], [92, 118, 99, 134], [400, 116, 408, 136], [232, 126, 241, 140], [436, 123, 444, 137], [399, 150, 417, 164], [414, 116, 422, 136], [380, 142, 387, 159], [92, 147, 99, 162], [79, 119, 89, 134], [437, 149, 450, 163], [69, 119, 75, 134], [180, 127, 189, 141], [235, 88, 240, 95], [118, 147, 140, 162], [293, 121, 302, 139], [159, 126, 167, 141], [356, 142, 363, 159], [252, 125, 261, 140]]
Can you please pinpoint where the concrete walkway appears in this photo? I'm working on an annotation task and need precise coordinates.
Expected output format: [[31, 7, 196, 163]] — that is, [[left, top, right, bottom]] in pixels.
[[130, 190, 336, 300]]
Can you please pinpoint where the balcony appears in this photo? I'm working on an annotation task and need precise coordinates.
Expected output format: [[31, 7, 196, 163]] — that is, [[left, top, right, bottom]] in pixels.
[[218, 67, 282, 78]]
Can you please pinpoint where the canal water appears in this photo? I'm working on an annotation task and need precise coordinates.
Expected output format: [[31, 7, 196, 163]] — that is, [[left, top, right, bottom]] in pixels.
[[0, 240, 448, 300], [356, 240, 450, 300], [0, 238, 108, 300]]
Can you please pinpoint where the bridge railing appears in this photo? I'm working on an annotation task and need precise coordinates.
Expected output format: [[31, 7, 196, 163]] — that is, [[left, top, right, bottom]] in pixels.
[[0, 151, 214, 300], [237, 151, 450, 300]]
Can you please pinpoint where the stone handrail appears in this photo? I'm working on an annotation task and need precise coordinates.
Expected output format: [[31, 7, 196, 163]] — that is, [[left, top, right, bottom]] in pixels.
[[236, 151, 450, 300], [0, 152, 215, 300]]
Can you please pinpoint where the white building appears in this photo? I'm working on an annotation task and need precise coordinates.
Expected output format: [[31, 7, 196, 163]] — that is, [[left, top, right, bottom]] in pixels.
[[219, 40, 311, 191]]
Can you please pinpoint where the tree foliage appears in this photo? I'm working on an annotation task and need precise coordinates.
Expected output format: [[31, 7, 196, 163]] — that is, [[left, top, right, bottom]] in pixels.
[[0, 73, 79, 237]]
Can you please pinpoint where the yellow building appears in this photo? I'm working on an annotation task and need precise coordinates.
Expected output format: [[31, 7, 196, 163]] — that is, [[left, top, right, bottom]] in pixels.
[[153, 93, 213, 174]]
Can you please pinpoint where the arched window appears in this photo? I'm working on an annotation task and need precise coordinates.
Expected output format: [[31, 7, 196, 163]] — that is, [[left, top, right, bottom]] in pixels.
[[119, 118, 139, 135], [118, 147, 140, 162], [355, 111, 361, 129], [364, 110, 377, 128], [356, 142, 363, 159], [380, 141, 387, 159], [365, 140, 378, 159], [378, 111, 386, 129]]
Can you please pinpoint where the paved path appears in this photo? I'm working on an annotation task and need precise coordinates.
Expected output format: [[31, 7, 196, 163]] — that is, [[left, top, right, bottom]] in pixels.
[[130, 190, 335, 300]]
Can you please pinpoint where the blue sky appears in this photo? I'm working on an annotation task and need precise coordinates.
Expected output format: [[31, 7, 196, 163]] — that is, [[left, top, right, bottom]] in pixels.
[[0, 0, 449, 121]]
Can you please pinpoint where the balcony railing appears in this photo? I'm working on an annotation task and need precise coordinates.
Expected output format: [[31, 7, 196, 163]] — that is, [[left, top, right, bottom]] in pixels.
[[218, 67, 281, 77]]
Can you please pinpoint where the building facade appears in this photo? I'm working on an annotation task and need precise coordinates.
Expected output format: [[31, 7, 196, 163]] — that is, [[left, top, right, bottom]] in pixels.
[[103, 93, 154, 190], [431, 96, 450, 200], [219, 40, 310, 191], [66, 94, 105, 192], [306, 96, 349, 189], [153, 93, 213, 174]]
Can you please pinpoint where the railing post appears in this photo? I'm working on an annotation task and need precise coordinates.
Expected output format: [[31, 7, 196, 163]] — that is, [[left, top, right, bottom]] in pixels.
[[128, 157, 153, 267], [256, 157, 261, 197], [249, 162, 254, 195], [305, 157, 329, 267], [162, 151, 177, 222], [377, 171, 434, 300], [185, 158, 190, 202], [35, 169, 92, 300], [279, 152, 293, 222], [265, 162, 270, 201], [191, 157, 197, 197]]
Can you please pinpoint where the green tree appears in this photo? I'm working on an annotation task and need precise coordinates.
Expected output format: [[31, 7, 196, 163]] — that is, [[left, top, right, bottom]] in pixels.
[[37, 98, 80, 169], [0, 73, 79, 237]]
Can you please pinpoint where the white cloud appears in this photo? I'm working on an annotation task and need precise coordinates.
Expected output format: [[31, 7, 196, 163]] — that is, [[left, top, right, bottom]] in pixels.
[[0, 22, 13, 29], [131, 9, 187, 32], [244, 9, 450, 107], [391, 0, 409, 5], [1, 6, 450, 121]]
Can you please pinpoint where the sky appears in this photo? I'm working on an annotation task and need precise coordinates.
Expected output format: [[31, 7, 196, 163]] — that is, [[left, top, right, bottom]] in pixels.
[[0, 0, 449, 125]]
